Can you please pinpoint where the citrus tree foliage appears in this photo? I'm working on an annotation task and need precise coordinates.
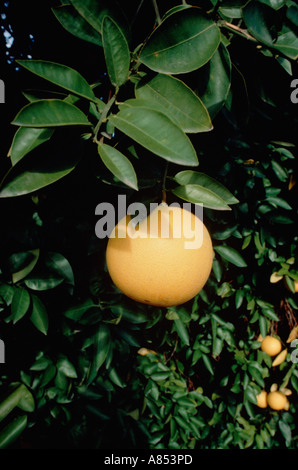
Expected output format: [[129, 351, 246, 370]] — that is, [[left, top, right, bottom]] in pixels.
[[0, 0, 298, 449]]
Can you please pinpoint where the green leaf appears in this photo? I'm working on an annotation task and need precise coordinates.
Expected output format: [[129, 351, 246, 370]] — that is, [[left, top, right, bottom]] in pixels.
[[8, 127, 54, 166], [17, 386, 35, 413], [0, 415, 27, 449], [11, 99, 91, 128], [102, 16, 130, 87], [135, 73, 212, 133], [30, 295, 49, 335], [202, 354, 214, 375], [139, 7, 220, 74], [17, 60, 96, 102], [199, 42, 232, 119], [287, 5, 298, 27], [272, 30, 298, 60], [88, 324, 111, 383], [24, 276, 64, 291], [109, 107, 198, 167], [0, 384, 34, 422], [45, 252, 75, 286], [64, 298, 97, 321], [11, 288, 31, 324], [57, 357, 78, 378], [174, 170, 238, 205], [174, 318, 190, 346], [214, 245, 247, 267], [258, 0, 286, 9], [108, 367, 125, 387], [52, 5, 103, 46], [98, 142, 138, 190], [242, 1, 275, 46], [248, 364, 265, 387], [0, 142, 80, 198], [172, 184, 231, 210], [278, 420, 292, 446], [11, 250, 40, 284], [69, 0, 128, 38]]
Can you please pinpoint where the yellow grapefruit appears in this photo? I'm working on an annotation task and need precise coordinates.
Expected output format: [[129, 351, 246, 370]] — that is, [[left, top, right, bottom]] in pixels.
[[267, 391, 288, 410], [261, 336, 282, 357], [106, 203, 213, 307], [256, 390, 268, 408]]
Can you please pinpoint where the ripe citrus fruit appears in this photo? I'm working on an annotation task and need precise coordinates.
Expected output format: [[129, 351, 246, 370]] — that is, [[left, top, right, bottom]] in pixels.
[[106, 203, 213, 307], [256, 390, 267, 408], [261, 336, 282, 357], [267, 391, 288, 410]]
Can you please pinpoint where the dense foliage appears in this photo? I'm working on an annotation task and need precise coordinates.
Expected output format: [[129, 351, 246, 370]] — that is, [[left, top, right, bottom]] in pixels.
[[0, 0, 297, 449]]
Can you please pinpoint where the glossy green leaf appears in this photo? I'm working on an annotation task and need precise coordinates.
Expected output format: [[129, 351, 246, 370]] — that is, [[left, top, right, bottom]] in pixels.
[[109, 107, 198, 167], [199, 43, 232, 119], [174, 170, 238, 204], [8, 127, 54, 166], [0, 143, 80, 198], [174, 318, 190, 346], [57, 357, 78, 378], [52, 5, 103, 46], [287, 5, 298, 27], [64, 298, 98, 321], [135, 73, 212, 133], [202, 354, 214, 375], [11, 288, 31, 324], [102, 16, 130, 87], [242, 2, 275, 46], [98, 142, 138, 190], [11, 250, 40, 284], [17, 60, 96, 102], [108, 367, 125, 387], [0, 384, 34, 422], [88, 324, 111, 384], [214, 245, 247, 267], [272, 31, 298, 60], [11, 99, 91, 128], [30, 295, 49, 335], [172, 184, 231, 210], [24, 275, 64, 291], [258, 0, 286, 10], [118, 98, 167, 116], [278, 420, 292, 446], [69, 0, 128, 38], [139, 7, 220, 74], [45, 252, 75, 286], [162, 5, 192, 21], [0, 415, 27, 449], [17, 386, 35, 413], [248, 364, 265, 387]]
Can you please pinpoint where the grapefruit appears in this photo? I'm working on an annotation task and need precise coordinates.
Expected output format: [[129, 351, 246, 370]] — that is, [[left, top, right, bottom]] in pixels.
[[267, 391, 288, 410], [106, 203, 213, 307], [261, 336, 282, 357], [256, 390, 268, 408]]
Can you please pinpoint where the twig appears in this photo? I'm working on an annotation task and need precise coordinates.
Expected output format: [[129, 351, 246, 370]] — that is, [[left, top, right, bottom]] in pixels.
[[152, 0, 161, 25], [219, 20, 257, 43]]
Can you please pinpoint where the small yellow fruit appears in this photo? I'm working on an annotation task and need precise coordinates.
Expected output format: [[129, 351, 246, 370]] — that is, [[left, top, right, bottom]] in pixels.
[[106, 204, 213, 307], [272, 349, 287, 367], [256, 390, 268, 408], [261, 336, 282, 357], [137, 347, 157, 356], [286, 326, 298, 343], [267, 391, 288, 410]]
